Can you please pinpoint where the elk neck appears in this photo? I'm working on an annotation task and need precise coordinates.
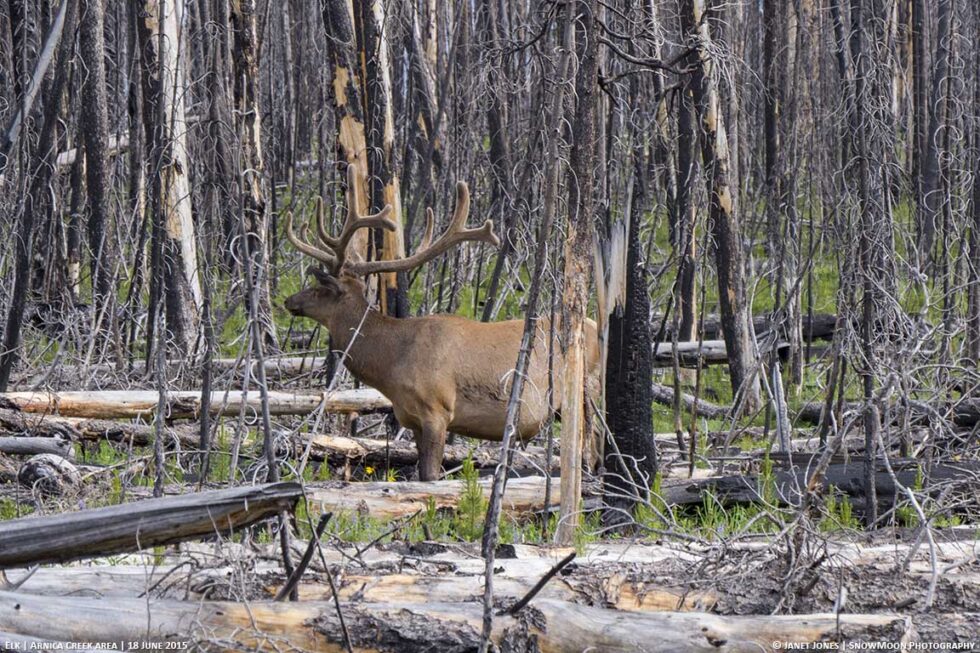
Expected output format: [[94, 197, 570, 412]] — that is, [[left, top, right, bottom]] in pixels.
[[322, 293, 401, 389]]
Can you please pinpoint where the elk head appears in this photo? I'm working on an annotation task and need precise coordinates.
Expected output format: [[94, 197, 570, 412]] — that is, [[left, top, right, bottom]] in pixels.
[[284, 167, 501, 326]]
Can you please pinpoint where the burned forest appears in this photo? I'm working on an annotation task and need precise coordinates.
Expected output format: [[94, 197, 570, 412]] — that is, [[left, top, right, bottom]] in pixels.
[[0, 0, 978, 650]]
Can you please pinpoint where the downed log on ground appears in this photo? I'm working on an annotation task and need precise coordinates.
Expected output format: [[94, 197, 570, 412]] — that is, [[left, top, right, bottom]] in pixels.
[[305, 433, 554, 474], [12, 355, 335, 386], [655, 312, 838, 342], [0, 591, 914, 652], [651, 384, 732, 420], [0, 407, 197, 446], [17, 454, 80, 495], [659, 459, 980, 511], [654, 429, 885, 455], [0, 436, 73, 457], [0, 482, 302, 568], [649, 387, 832, 426], [0, 389, 391, 419], [12, 558, 717, 612], [651, 387, 980, 430], [651, 340, 830, 368], [305, 475, 561, 519], [794, 397, 980, 428]]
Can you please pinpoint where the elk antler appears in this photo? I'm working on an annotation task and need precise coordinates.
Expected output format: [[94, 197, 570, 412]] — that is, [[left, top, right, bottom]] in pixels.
[[285, 166, 397, 274], [345, 181, 500, 276]]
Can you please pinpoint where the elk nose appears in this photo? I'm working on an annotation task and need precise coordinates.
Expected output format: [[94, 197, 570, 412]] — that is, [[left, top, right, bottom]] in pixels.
[[284, 295, 303, 315]]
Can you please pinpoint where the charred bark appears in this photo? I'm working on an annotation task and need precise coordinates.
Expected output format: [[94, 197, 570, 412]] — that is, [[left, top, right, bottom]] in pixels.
[[679, 0, 761, 413], [78, 0, 113, 318], [135, 0, 202, 355], [0, 0, 76, 392], [604, 166, 657, 517], [230, 0, 277, 352]]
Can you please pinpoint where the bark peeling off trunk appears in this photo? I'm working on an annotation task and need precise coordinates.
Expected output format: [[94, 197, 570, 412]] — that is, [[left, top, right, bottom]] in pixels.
[[679, 0, 761, 413]]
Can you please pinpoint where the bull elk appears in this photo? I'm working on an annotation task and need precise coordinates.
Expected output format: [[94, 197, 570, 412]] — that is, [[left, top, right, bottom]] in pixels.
[[284, 168, 599, 481]]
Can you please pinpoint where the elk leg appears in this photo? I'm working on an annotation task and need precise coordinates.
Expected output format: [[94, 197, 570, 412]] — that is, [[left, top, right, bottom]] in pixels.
[[415, 419, 448, 482]]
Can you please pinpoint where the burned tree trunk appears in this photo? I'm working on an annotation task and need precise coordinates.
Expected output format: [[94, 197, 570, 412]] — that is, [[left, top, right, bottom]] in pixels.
[[478, 0, 516, 323], [675, 87, 699, 344], [602, 52, 658, 516], [0, 0, 75, 392], [358, 0, 407, 317], [230, 0, 277, 352], [916, 0, 952, 267], [558, 0, 599, 545], [79, 0, 113, 327], [679, 0, 761, 413], [969, 24, 980, 362], [847, 0, 893, 527], [604, 166, 657, 518], [135, 0, 202, 355], [321, 0, 370, 261]]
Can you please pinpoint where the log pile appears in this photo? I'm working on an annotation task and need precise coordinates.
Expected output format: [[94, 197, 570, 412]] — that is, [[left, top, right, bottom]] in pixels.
[[0, 475, 972, 652], [5, 535, 966, 651]]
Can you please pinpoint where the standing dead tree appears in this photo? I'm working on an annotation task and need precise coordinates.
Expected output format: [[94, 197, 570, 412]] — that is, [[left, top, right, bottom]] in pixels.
[[230, 0, 277, 353], [136, 0, 201, 357], [679, 0, 761, 414]]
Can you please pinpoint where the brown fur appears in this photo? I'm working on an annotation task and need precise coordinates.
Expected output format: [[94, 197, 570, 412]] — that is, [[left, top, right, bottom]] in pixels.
[[285, 272, 600, 480]]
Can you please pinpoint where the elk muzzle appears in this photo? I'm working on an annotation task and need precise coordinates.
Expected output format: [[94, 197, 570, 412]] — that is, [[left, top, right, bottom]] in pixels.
[[283, 291, 311, 317]]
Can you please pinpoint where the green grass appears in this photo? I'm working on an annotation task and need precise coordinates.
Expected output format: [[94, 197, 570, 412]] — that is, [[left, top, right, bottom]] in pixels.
[[820, 487, 861, 532], [0, 497, 31, 520]]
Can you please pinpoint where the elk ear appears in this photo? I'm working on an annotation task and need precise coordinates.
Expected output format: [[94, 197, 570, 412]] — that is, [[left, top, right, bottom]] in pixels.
[[308, 267, 343, 295]]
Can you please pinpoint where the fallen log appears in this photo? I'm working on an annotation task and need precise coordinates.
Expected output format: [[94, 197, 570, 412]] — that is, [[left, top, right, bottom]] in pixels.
[[12, 559, 717, 612], [0, 482, 302, 568], [0, 407, 198, 447], [651, 340, 830, 368], [0, 591, 914, 652], [55, 133, 127, 167], [659, 459, 980, 511], [794, 397, 980, 428], [654, 429, 880, 456], [304, 568, 713, 612], [17, 453, 80, 495], [305, 433, 554, 474], [305, 475, 561, 520], [650, 388, 980, 431], [0, 436, 73, 457], [655, 312, 838, 342], [649, 387, 832, 425], [0, 388, 391, 419], [14, 355, 334, 386], [651, 384, 732, 420]]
